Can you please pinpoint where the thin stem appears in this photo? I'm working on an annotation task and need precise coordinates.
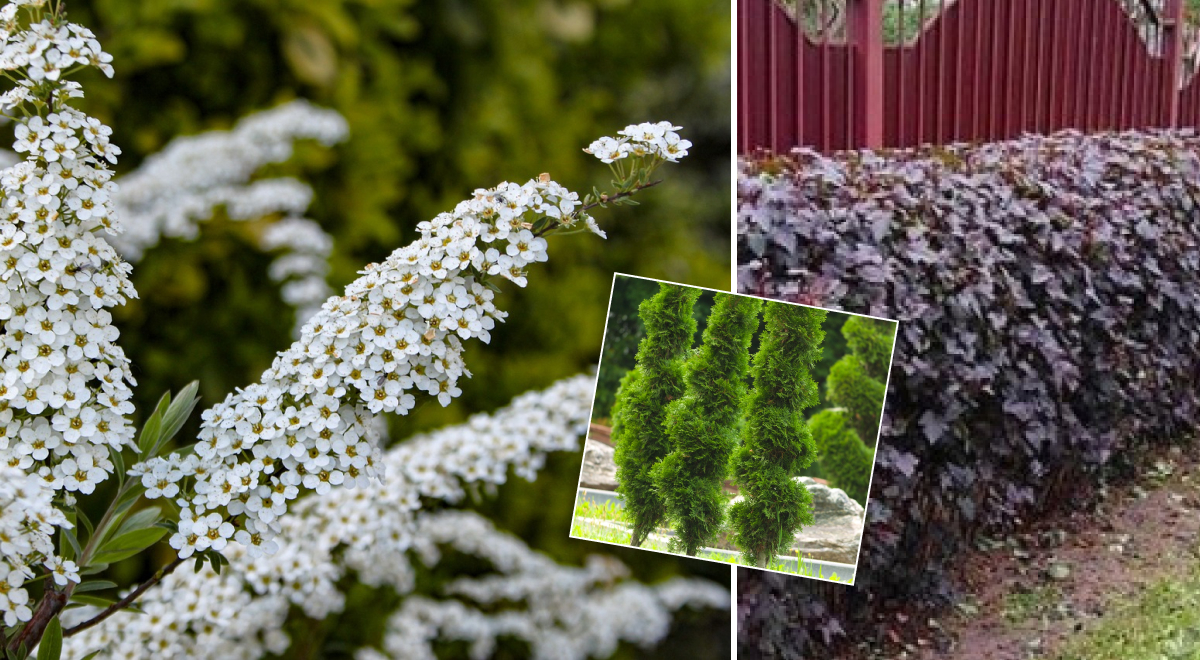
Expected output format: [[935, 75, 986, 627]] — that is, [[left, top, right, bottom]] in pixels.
[[533, 179, 664, 238], [62, 555, 186, 638]]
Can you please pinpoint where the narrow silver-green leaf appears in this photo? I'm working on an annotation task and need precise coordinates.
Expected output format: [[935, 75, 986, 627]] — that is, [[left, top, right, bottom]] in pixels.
[[153, 381, 200, 456], [72, 580, 117, 594], [114, 506, 161, 538], [35, 616, 60, 660], [136, 391, 170, 457], [91, 527, 167, 565]]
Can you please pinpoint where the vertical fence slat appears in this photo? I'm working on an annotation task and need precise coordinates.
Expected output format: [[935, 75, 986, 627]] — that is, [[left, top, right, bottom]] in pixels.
[[737, 0, 1194, 155]]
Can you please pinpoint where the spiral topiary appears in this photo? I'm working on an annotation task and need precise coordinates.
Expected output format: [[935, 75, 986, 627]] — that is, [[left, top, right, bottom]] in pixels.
[[652, 293, 763, 555], [729, 303, 827, 568], [611, 283, 701, 546]]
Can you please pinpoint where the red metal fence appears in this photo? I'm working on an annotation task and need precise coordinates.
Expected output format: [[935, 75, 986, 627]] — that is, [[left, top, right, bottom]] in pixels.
[[738, 0, 1200, 153]]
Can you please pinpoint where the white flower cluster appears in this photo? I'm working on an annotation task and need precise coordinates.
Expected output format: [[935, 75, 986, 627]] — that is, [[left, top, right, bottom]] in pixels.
[[64, 375, 726, 659], [0, 2, 113, 85], [259, 216, 334, 331], [110, 100, 347, 259], [0, 4, 138, 502], [584, 121, 692, 164], [109, 101, 348, 330], [0, 464, 74, 626], [132, 167, 591, 559], [367, 512, 729, 660]]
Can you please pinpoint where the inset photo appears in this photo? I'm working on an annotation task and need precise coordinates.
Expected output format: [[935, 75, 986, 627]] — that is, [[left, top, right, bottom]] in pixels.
[[573, 273, 898, 584]]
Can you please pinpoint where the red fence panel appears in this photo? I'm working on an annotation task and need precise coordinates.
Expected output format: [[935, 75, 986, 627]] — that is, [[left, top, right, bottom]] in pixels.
[[738, 0, 1196, 154]]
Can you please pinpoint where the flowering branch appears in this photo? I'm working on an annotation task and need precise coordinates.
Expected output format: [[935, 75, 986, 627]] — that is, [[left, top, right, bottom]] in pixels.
[[62, 375, 728, 659]]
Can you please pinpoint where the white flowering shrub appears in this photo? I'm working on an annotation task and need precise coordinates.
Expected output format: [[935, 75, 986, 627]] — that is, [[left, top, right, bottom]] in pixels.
[[0, 1, 715, 657], [0, 101, 347, 331], [61, 375, 727, 659], [108, 100, 348, 331]]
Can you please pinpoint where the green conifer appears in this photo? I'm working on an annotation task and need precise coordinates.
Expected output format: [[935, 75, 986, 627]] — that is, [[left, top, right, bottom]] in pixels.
[[809, 408, 873, 504], [811, 316, 894, 505], [611, 283, 700, 547], [652, 294, 762, 556], [729, 303, 827, 568]]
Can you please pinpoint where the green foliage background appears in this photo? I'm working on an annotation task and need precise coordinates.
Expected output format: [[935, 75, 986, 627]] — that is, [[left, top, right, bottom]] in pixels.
[[38, 0, 731, 656]]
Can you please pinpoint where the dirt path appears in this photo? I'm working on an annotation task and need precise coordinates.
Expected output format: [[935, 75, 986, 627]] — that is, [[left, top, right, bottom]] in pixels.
[[902, 445, 1200, 660]]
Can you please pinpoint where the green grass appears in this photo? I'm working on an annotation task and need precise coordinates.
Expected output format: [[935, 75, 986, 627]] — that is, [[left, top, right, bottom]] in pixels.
[[570, 495, 850, 583], [1049, 556, 1200, 660], [1002, 584, 1061, 624]]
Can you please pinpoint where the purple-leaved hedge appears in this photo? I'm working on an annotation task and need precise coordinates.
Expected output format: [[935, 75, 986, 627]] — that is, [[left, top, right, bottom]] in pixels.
[[736, 130, 1200, 657]]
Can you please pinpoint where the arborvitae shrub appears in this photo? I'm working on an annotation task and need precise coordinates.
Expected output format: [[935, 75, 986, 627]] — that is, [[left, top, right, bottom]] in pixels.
[[729, 303, 826, 567], [652, 293, 762, 555], [826, 356, 885, 445], [809, 408, 873, 504], [840, 316, 894, 382], [611, 283, 701, 546], [824, 317, 893, 446]]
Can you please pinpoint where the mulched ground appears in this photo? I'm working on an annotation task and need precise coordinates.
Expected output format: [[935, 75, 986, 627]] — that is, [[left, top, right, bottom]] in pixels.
[[851, 443, 1200, 660]]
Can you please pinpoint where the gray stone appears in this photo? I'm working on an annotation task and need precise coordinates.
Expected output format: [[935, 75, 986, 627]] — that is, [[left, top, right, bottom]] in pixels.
[[1046, 563, 1071, 581], [579, 439, 618, 491], [728, 477, 865, 564]]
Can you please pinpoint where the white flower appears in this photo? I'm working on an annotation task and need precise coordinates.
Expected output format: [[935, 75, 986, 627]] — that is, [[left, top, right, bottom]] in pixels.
[[585, 120, 691, 164], [43, 556, 79, 586], [0, 5, 137, 502]]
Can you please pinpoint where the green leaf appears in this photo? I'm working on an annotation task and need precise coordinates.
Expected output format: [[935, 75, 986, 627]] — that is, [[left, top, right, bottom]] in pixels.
[[136, 391, 170, 457], [60, 528, 81, 562], [152, 381, 199, 456], [72, 580, 117, 594], [35, 616, 60, 660], [107, 446, 125, 488], [68, 595, 113, 608], [74, 505, 94, 540], [114, 507, 161, 538], [78, 563, 108, 576], [91, 527, 167, 565], [112, 483, 146, 517], [79, 652, 102, 660]]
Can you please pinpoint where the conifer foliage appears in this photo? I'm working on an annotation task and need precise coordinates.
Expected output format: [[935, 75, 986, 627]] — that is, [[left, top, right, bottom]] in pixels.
[[652, 294, 763, 555], [810, 317, 893, 505], [729, 303, 827, 567], [827, 316, 893, 443], [611, 283, 701, 546], [808, 408, 873, 504]]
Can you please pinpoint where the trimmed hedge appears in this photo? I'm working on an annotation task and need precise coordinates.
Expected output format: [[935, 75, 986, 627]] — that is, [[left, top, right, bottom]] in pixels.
[[737, 130, 1200, 656]]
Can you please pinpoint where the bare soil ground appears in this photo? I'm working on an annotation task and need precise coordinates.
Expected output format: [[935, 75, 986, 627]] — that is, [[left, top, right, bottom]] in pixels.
[[860, 444, 1200, 660]]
